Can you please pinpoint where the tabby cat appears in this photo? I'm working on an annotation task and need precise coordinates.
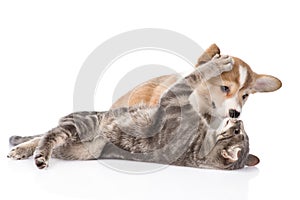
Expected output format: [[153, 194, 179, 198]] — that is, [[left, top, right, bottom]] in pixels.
[[7, 55, 259, 170]]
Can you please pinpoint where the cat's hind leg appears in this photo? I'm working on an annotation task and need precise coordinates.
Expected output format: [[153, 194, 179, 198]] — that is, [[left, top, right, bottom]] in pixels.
[[9, 134, 43, 146], [52, 137, 107, 160], [33, 126, 106, 168], [33, 126, 73, 169], [7, 137, 41, 160]]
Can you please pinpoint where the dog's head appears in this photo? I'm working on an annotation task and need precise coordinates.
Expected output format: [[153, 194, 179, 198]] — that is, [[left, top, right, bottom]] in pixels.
[[195, 44, 282, 119]]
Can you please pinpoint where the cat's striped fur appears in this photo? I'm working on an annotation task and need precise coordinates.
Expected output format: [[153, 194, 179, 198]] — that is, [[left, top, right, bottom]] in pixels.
[[8, 55, 256, 170]]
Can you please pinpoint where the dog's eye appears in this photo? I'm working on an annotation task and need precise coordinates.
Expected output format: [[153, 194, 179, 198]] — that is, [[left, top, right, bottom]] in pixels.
[[220, 86, 230, 93], [242, 94, 249, 100]]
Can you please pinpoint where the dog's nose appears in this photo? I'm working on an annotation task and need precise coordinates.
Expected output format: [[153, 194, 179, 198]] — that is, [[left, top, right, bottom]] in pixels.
[[229, 109, 240, 118]]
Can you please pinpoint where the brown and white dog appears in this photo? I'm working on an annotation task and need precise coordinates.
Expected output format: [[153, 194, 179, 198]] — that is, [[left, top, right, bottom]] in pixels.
[[112, 44, 282, 127]]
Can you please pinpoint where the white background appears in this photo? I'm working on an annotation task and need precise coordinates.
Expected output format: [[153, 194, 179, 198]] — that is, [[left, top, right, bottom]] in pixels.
[[0, 1, 299, 200]]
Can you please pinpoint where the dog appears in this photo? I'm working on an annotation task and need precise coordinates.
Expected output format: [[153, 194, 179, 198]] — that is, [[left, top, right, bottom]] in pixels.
[[112, 44, 282, 127]]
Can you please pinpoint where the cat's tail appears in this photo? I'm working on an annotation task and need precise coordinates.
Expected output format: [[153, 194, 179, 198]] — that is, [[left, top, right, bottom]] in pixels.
[[9, 134, 43, 146]]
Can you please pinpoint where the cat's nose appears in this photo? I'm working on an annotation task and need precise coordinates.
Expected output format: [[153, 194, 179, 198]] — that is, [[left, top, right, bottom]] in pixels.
[[233, 120, 242, 127], [233, 120, 244, 134], [235, 120, 242, 125]]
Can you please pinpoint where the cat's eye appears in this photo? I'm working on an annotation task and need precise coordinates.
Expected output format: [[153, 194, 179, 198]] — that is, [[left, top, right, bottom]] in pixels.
[[242, 94, 249, 100], [220, 86, 230, 93], [234, 129, 240, 134]]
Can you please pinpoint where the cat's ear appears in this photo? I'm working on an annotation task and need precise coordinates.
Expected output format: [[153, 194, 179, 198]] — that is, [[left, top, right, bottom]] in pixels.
[[245, 154, 260, 166], [252, 74, 282, 93], [196, 44, 220, 67]]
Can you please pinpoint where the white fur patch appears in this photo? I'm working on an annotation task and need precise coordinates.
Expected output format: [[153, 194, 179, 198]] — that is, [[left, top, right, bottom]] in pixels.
[[222, 93, 241, 113], [239, 65, 248, 89]]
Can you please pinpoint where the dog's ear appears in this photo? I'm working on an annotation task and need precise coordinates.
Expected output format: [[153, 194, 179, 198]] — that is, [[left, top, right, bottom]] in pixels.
[[253, 74, 282, 92], [195, 44, 220, 67], [245, 154, 260, 166]]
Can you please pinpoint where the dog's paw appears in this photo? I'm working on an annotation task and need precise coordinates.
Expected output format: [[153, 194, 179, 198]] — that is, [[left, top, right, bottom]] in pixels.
[[34, 152, 48, 169], [7, 146, 33, 160]]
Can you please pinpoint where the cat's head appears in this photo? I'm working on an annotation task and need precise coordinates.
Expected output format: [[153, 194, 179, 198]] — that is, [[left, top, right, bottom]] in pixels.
[[207, 119, 259, 170]]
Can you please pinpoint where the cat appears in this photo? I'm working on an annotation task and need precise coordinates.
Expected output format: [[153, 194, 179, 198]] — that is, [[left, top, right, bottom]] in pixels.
[[7, 55, 259, 170]]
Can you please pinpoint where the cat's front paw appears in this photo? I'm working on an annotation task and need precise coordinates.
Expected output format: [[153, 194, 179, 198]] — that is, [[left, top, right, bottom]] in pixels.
[[212, 54, 234, 74], [200, 55, 233, 80], [34, 152, 49, 169], [7, 146, 33, 160]]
